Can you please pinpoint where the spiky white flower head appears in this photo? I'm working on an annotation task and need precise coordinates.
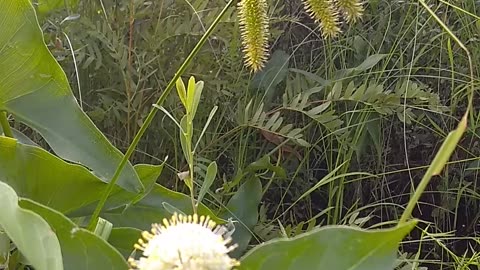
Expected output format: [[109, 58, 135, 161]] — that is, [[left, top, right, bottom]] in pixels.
[[128, 213, 239, 270]]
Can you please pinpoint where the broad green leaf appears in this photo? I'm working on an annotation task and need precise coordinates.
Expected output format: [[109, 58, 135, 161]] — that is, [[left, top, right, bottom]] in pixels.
[[0, 125, 37, 146], [20, 199, 128, 270], [221, 176, 262, 257], [0, 0, 142, 193], [102, 184, 221, 230], [0, 182, 63, 270], [197, 161, 217, 206], [108, 227, 142, 258], [0, 136, 162, 215], [70, 163, 163, 217], [239, 221, 417, 270]]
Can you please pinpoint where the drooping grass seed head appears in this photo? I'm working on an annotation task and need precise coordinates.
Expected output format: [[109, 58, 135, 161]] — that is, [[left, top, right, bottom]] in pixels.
[[302, 0, 341, 38], [238, 0, 270, 72], [336, 0, 364, 23]]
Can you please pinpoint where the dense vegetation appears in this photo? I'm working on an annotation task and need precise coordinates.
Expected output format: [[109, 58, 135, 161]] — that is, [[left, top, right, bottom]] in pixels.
[[0, 0, 479, 269]]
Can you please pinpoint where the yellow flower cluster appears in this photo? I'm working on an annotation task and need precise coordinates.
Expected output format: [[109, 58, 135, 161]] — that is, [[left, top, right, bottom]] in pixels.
[[238, 0, 364, 72], [238, 0, 269, 72]]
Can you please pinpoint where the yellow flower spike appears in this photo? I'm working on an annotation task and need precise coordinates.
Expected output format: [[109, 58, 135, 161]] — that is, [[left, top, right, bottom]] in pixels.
[[336, 0, 364, 23], [238, 0, 270, 72], [302, 0, 341, 38], [129, 213, 239, 270]]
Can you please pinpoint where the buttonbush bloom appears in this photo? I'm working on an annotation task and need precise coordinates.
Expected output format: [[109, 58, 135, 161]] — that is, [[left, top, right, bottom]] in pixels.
[[128, 213, 239, 270]]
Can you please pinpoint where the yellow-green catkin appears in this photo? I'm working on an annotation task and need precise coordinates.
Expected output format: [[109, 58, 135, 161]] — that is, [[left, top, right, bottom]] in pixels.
[[302, 0, 341, 38], [238, 0, 269, 72], [336, 0, 364, 23]]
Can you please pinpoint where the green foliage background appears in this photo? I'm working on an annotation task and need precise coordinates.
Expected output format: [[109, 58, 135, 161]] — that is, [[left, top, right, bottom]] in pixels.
[[0, 0, 479, 269]]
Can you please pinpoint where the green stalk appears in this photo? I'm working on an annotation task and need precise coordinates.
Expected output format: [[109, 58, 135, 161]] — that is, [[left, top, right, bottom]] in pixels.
[[0, 112, 13, 138], [399, 0, 474, 225], [399, 115, 466, 224], [87, 0, 235, 231]]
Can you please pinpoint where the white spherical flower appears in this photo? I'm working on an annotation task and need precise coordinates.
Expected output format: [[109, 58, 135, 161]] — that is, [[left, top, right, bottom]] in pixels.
[[128, 213, 239, 270]]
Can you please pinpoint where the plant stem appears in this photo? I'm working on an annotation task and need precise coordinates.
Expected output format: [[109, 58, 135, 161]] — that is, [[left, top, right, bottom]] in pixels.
[[87, 0, 235, 231], [399, 115, 466, 224], [126, 0, 135, 142], [399, 0, 474, 225], [0, 112, 13, 138]]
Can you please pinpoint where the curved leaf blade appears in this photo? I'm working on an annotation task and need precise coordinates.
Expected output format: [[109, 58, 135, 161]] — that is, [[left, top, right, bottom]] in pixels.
[[102, 184, 221, 230], [108, 227, 142, 258], [239, 221, 416, 270], [0, 182, 63, 270], [0, 136, 162, 215], [35, 0, 79, 15], [20, 199, 128, 270], [0, 0, 142, 192], [221, 176, 262, 257]]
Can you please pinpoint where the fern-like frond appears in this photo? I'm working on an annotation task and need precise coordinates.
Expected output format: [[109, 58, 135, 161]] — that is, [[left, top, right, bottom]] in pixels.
[[302, 0, 341, 38], [238, 0, 270, 72]]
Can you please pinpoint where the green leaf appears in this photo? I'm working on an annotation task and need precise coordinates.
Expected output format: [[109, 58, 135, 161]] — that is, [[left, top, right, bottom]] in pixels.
[[71, 163, 163, 216], [194, 105, 218, 152], [0, 136, 163, 215], [221, 177, 262, 258], [307, 101, 331, 116], [20, 199, 128, 270], [186, 76, 196, 115], [35, 0, 79, 15], [108, 227, 142, 258], [0, 125, 37, 146], [251, 50, 290, 91], [191, 81, 204, 120], [0, 182, 63, 270], [353, 54, 388, 72], [102, 184, 221, 230], [179, 116, 190, 163], [0, 0, 142, 193], [93, 218, 113, 241], [197, 161, 217, 206], [246, 155, 286, 178], [329, 81, 343, 100], [430, 116, 466, 175], [239, 221, 417, 270], [176, 78, 187, 108]]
